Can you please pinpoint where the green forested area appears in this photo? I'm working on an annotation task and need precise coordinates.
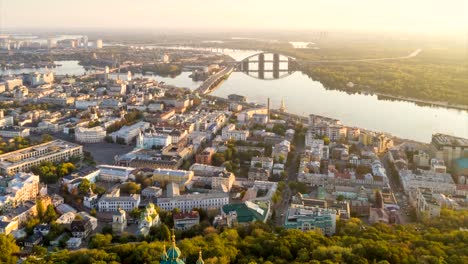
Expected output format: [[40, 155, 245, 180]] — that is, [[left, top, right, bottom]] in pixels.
[[204, 38, 468, 106], [9, 209, 468, 264], [300, 50, 468, 106]]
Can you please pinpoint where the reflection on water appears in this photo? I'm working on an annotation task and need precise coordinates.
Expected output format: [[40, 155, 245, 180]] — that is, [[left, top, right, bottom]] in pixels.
[[109, 72, 202, 90], [1, 46, 465, 142], [0, 61, 86, 76], [289, 41, 315, 49], [211, 71, 468, 142]]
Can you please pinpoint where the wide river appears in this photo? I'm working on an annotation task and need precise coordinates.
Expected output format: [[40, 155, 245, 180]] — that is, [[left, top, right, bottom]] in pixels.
[[1, 51, 466, 142]]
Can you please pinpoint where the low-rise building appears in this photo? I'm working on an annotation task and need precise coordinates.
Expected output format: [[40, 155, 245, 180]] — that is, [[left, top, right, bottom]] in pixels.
[[173, 211, 200, 231], [195, 147, 216, 165], [112, 208, 127, 234], [151, 168, 194, 187], [75, 126, 106, 143], [135, 130, 171, 149], [71, 218, 92, 238], [0, 127, 30, 138], [284, 205, 337, 236], [399, 169, 456, 194], [141, 186, 162, 198], [415, 187, 441, 219], [251, 157, 274, 171], [109, 121, 150, 144], [222, 124, 249, 141], [97, 165, 135, 182], [98, 193, 141, 212], [248, 167, 270, 181], [157, 192, 229, 212], [221, 201, 270, 224]]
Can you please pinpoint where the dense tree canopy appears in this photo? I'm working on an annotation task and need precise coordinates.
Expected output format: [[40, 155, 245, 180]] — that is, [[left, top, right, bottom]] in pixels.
[[18, 209, 468, 264], [0, 234, 20, 264]]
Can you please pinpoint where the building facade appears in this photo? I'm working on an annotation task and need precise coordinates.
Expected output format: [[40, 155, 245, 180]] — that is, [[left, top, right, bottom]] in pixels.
[[75, 126, 107, 143], [0, 140, 83, 175]]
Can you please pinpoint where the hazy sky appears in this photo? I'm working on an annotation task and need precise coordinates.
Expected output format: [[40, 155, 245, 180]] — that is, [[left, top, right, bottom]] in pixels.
[[1, 0, 468, 34]]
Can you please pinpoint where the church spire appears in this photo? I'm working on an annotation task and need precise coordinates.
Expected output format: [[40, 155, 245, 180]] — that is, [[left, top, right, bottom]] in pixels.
[[279, 98, 286, 113], [196, 249, 205, 264], [160, 244, 168, 261]]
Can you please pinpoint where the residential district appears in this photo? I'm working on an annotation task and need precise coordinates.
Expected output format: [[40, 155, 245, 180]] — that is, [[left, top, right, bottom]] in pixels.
[[0, 35, 467, 263]]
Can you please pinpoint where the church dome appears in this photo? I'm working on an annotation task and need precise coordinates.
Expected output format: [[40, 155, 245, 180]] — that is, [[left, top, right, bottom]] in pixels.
[[167, 234, 182, 260]]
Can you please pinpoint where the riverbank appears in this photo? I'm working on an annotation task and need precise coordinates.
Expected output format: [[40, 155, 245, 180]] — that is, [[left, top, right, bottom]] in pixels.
[[374, 93, 468, 111], [203, 93, 434, 147]]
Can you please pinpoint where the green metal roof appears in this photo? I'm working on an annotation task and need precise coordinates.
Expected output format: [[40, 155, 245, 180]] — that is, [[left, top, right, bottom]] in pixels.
[[222, 202, 268, 223]]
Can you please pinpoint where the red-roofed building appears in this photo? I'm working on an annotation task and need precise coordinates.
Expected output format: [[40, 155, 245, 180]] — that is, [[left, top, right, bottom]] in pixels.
[[173, 211, 200, 231]]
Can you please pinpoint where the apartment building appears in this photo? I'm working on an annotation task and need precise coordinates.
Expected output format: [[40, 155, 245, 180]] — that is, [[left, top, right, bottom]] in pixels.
[[222, 124, 249, 141], [0, 173, 39, 207], [157, 192, 229, 212], [0, 140, 83, 175]]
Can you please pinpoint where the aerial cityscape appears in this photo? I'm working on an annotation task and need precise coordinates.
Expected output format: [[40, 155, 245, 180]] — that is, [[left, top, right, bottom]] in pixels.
[[0, 0, 467, 263]]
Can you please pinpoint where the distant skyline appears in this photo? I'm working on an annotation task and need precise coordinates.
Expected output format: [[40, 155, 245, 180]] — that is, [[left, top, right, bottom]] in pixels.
[[1, 0, 468, 35]]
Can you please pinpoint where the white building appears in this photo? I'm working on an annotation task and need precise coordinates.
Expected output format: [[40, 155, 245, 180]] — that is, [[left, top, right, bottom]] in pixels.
[[97, 165, 135, 182], [75, 126, 106, 143], [237, 108, 268, 123], [95, 39, 103, 49], [157, 192, 229, 212], [415, 187, 441, 219], [98, 194, 140, 212], [221, 124, 249, 141], [75, 100, 99, 110], [251, 157, 274, 171], [399, 169, 456, 194], [141, 186, 162, 198], [307, 115, 347, 142], [284, 205, 337, 236], [211, 172, 236, 192], [109, 121, 150, 144], [135, 131, 171, 149], [0, 140, 83, 175], [0, 110, 14, 127], [0, 173, 39, 207], [0, 127, 30, 138]]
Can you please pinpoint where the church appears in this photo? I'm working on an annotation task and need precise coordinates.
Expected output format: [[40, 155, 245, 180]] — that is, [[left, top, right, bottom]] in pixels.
[[160, 233, 204, 264]]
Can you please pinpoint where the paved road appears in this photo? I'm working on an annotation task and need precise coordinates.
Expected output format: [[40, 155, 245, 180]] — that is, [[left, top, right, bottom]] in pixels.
[[195, 66, 234, 94], [275, 133, 305, 225], [381, 152, 413, 224]]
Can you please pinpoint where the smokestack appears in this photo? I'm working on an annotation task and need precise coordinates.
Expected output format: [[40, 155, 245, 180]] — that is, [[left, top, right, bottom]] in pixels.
[[267, 97, 270, 123]]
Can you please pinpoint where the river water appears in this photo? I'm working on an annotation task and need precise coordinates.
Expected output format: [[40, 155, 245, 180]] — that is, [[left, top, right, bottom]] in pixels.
[[1, 52, 466, 142], [0, 60, 86, 76], [211, 71, 467, 142]]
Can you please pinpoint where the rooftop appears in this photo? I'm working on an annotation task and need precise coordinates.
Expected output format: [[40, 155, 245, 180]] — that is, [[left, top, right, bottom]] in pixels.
[[0, 139, 81, 167], [432, 133, 468, 148]]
